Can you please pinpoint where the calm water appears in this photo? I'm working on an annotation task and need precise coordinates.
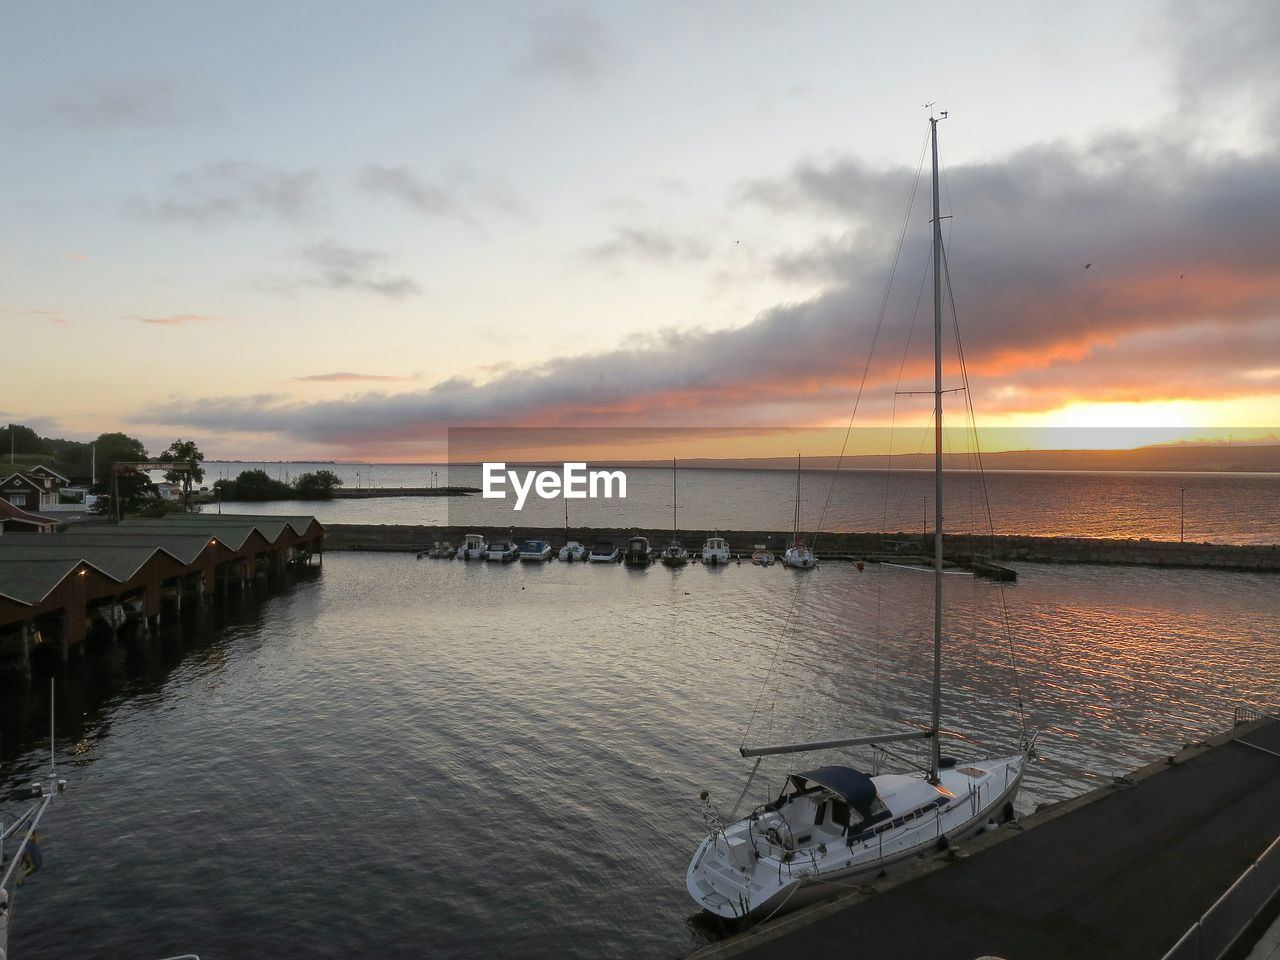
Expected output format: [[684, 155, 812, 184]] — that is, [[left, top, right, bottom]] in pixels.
[[4, 555, 1279, 959], [206, 462, 1280, 545]]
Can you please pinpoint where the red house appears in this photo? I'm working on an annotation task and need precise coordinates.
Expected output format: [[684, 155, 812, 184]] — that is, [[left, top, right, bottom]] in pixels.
[[0, 467, 71, 510], [0, 497, 58, 532]]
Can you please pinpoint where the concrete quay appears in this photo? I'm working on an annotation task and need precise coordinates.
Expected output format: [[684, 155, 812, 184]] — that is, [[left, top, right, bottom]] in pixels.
[[323, 524, 1280, 571], [330, 486, 479, 498], [689, 722, 1280, 960]]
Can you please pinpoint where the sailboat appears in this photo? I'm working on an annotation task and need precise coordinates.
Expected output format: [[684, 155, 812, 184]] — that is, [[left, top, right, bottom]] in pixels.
[[661, 458, 689, 567], [780, 455, 817, 569], [559, 498, 587, 561], [685, 115, 1035, 922]]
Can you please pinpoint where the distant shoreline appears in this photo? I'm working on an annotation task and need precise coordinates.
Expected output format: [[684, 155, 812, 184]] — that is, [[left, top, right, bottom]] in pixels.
[[205, 443, 1280, 474]]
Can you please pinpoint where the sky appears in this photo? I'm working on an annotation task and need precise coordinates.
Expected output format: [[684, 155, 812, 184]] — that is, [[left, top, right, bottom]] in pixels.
[[3, 0, 1278, 461]]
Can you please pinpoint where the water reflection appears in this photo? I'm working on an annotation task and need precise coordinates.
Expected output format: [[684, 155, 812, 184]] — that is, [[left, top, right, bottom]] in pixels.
[[1, 555, 1276, 960]]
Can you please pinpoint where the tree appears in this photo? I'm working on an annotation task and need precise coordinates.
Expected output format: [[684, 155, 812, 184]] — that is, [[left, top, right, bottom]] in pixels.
[[293, 469, 343, 499], [93, 432, 148, 473], [214, 469, 291, 501], [90, 470, 158, 518], [160, 439, 206, 511], [0, 423, 46, 457], [46, 436, 90, 478]]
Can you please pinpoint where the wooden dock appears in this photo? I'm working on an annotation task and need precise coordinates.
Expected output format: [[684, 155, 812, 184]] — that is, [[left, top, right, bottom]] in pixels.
[[689, 722, 1280, 960]]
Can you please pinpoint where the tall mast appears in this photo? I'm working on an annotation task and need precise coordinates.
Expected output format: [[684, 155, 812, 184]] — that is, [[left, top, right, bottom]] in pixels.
[[673, 457, 678, 537], [794, 454, 802, 543], [928, 113, 944, 784]]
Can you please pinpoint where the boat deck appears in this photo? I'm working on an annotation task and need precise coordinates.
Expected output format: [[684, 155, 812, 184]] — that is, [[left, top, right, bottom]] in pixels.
[[691, 732, 1280, 960]]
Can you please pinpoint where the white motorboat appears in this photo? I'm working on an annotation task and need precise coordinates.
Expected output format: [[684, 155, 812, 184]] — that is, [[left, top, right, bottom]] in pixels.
[[686, 115, 1035, 922], [559, 541, 588, 562], [701, 536, 731, 566], [588, 541, 620, 562], [485, 540, 519, 562], [519, 539, 552, 561], [456, 534, 487, 561]]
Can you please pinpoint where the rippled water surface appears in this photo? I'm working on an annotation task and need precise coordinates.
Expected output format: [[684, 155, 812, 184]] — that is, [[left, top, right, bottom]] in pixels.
[[3, 555, 1279, 959]]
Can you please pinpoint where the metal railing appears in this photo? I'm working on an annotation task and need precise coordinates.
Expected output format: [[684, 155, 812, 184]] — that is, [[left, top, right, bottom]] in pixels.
[[1234, 706, 1280, 758], [1161, 829, 1280, 960]]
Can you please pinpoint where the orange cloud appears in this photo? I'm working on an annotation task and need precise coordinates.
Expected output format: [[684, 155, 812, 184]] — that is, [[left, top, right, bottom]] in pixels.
[[293, 372, 412, 383], [130, 313, 221, 326]]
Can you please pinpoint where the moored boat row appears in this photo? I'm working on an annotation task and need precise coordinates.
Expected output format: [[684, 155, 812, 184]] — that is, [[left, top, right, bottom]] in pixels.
[[418, 534, 817, 567]]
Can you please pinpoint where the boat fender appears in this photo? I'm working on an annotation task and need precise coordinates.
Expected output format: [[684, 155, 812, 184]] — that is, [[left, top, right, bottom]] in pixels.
[[1002, 801, 1016, 823], [936, 834, 950, 852]]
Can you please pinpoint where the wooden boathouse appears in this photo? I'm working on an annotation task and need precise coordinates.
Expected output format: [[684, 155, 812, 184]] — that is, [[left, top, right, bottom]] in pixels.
[[0, 513, 323, 673]]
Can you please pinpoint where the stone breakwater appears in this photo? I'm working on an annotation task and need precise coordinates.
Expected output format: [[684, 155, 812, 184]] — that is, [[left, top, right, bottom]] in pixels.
[[324, 524, 1280, 572]]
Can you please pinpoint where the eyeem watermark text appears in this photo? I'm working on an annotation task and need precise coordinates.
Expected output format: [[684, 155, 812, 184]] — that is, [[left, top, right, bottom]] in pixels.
[[482, 462, 627, 511]]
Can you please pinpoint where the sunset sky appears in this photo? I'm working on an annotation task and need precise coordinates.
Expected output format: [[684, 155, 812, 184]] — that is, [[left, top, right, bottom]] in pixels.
[[4, 0, 1278, 461]]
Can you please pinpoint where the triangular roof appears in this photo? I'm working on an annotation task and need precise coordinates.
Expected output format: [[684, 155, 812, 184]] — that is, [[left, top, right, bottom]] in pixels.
[[0, 530, 227, 564], [0, 558, 118, 606], [26, 464, 71, 483], [0, 473, 43, 492], [0, 497, 59, 527], [121, 513, 323, 540], [0, 543, 163, 581]]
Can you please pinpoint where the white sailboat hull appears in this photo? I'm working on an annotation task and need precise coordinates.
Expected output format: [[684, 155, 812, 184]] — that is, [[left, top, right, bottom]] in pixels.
[[687, 753, 1026, 921], [781, 547, 817, 569]]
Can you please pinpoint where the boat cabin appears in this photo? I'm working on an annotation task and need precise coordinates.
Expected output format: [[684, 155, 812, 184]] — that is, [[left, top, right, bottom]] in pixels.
[[770, 766, 888, 840], [589, 541, 618, 561]]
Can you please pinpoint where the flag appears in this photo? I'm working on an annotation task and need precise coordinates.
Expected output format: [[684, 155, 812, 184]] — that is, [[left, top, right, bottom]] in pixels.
[[17, 831, 42, 884]]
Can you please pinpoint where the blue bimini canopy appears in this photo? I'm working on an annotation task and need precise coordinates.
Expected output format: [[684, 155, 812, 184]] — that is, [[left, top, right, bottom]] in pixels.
[[791, 766, 878, 819]]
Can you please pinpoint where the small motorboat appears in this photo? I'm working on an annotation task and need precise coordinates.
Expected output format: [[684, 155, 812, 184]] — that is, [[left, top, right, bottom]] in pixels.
[[588, 541, 620, 563], [519, 539, 552, 561], [702, 536, 731, 566], [751, 545, 775, 566], [623, 535, 652, 567], [485, 540, 519, 562], [559, 541, 588, 562], [428, 541, 454, 559], [457, 534, 487, 561]]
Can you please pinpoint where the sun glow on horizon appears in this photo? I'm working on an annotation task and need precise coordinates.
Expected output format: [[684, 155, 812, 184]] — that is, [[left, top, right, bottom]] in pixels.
[[973, 395, 1280, 452]]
